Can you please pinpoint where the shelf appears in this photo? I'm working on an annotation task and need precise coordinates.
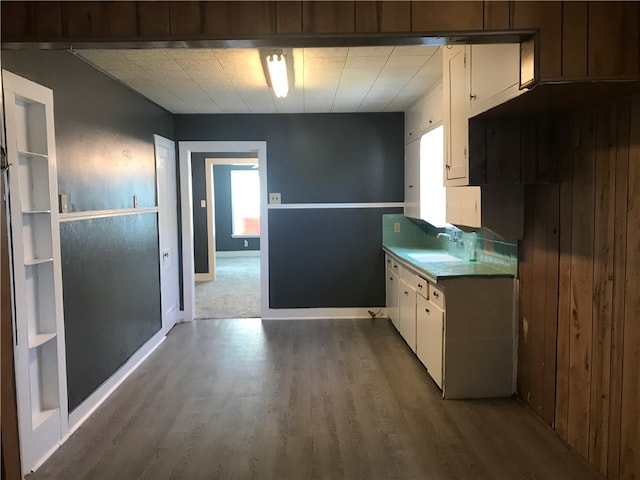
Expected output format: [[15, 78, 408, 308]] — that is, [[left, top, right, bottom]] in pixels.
[[24, 257, 53, 266], [32, 408, 59, 430], [18, 150, 48, 160], [22, 209, 51, 215], [28, 333, 57, 349]]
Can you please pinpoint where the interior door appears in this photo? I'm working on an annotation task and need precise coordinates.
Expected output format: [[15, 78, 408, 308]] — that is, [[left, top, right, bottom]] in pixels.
[[154, 135, 180, 333]]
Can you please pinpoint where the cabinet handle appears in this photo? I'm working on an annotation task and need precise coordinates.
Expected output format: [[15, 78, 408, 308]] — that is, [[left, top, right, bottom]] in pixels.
[[446, 164, 451, 170], [404, 291, 409, 295], [393, 265, 398, 269], [408, 185, 414, 188], [470, 94, 477, 100], [425, 308, 430, 313], [417, 283, 423, 289], [433, 291, 439, 298]]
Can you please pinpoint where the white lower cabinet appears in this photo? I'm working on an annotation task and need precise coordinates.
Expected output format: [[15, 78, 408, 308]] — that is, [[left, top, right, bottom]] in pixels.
[[384, 251, 515, 399], [416, 294, 444, 389], [385, 267, 399, 331], [398, 277, 417, 352]]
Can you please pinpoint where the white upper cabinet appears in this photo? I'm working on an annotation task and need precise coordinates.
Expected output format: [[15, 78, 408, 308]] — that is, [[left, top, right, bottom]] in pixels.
[[443, 43, 523, 187], [404, 139, 421, 219], [443, 46, 469, 186], [405, 82, 443, 143], [446, 184, 524, 240], [468, 43, 521, 117]]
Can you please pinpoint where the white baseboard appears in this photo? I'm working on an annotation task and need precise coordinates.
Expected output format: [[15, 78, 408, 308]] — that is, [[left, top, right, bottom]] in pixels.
[[261, 307, 387, 321], [67, 328, 166, 437], [216, 250, 260, 257]]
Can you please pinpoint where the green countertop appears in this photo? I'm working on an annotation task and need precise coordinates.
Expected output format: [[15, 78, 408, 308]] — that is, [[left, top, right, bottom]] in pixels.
[[383, 245, 515, 282]]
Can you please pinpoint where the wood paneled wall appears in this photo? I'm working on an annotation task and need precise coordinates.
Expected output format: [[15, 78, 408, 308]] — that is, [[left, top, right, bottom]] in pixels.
[[518, 94, 640, 480], [2, 1, 640, 82]]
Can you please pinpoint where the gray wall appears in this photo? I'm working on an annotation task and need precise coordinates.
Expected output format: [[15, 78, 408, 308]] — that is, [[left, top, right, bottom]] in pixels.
[[174, 113, 404, 308], [2, 50, 174, 411]]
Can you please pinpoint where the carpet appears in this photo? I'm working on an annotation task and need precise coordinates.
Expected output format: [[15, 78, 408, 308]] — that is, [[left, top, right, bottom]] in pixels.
[[195, 255, 261, 319]]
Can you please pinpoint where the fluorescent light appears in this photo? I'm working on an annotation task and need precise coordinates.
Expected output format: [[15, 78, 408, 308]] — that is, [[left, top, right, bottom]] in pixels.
[[266, 53, 289, 98]]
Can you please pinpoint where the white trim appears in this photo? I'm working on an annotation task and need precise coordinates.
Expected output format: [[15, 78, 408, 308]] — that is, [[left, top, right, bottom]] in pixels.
[[231, 234, 260, 239], [59, 207, 158, 222], [216, 250, 261, 257], [205, 157, 258, 165], [67, 329, 166, 435], [179, 141, 268, 323], [262, 307, 387, 321], [267, 202, 404, 210], [204, 158, 216, 281]]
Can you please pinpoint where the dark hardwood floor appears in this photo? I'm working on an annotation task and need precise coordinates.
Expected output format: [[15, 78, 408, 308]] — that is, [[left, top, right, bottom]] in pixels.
[[29, 319, 603, 480]]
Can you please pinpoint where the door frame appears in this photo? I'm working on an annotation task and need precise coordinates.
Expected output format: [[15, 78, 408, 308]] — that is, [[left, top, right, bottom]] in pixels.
[[201, 156, 259, 282], [179, 141, 268, 322]]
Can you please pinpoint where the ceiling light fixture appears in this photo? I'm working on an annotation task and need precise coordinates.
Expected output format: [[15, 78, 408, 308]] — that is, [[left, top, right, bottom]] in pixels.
[[266, 53, 289, 98]]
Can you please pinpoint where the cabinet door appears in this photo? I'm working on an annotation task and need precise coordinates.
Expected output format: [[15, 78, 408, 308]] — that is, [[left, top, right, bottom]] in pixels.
[[3, 69, 68, 473], [386, 269, 400, 331], [399, 278, 417, 352], [404, 139, 420, 219], [469, 44, 521, 117], [444, 45, 469, 186], [416, 295, 444, 389], [446, 186, 481, 229]]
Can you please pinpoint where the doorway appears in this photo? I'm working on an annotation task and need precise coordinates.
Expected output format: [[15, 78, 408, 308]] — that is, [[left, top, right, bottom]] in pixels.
[[179, 141, 268, 322], [195, 156, 261, 318]]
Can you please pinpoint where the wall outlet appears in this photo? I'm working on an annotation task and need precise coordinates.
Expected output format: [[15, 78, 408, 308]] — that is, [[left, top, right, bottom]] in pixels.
[[200, 199, 206, 208], [59, 193, 68, 214], [133, 194, 138, 208], [269, 193, 281, 204], [394, 222, 401, 233], [244, 240, 248, 247]]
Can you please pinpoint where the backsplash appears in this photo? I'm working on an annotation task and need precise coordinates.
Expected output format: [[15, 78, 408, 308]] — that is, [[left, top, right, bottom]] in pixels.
[[382, 214, 440, 249], [382, 214, 518, 275]]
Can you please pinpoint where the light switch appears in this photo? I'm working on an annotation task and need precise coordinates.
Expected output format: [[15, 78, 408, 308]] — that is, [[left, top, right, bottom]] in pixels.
[[269, 193, 281, 204], [394, 222, 401, 233], [201, 199, 206, 208]]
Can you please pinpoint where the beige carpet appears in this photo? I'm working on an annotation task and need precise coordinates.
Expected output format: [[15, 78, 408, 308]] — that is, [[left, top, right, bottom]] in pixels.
[[195, 255, 260, 319]]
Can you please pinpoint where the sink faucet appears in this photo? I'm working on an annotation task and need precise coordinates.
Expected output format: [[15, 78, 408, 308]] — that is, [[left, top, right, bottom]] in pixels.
[[436, 233, 451, 240]]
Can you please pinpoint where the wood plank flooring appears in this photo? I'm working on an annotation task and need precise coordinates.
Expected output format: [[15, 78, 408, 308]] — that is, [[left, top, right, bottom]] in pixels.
[[29, 319, 603, 480]]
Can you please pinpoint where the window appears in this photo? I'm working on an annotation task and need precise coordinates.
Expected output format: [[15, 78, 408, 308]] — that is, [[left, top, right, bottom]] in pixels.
[[420, 125, 448, 228], [231, 169, 260, 236]]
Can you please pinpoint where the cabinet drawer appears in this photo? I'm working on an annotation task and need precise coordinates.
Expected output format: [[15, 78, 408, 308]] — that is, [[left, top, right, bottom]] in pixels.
[[429, 283, 445, 309], [385, 254, 400, 274], [414, 276, 428, 299]]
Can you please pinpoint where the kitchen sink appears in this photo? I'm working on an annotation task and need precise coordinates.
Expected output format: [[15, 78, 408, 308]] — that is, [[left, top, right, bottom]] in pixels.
[[407, 252, 464, 263]]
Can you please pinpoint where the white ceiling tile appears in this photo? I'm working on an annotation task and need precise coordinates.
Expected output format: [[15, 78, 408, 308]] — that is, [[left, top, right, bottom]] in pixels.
[[123, 49, 171, 61], [385, 56, 429, 68], [378, 66, 421, 78], [348, 46, 394, 57], [303, 47, 349, 58], [344, 56, 388, 69], [391, 45, 440, 56], [166, 49, 216, 60]]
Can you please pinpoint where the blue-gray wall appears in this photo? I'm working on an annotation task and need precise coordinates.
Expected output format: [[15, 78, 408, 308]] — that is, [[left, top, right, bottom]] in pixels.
[[2, 50, 174, 411], [174, 113, 404, 309]]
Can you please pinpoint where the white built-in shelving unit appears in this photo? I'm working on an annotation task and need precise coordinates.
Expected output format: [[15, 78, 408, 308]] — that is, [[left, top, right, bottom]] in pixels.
[[3, 69, 68, 474]]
